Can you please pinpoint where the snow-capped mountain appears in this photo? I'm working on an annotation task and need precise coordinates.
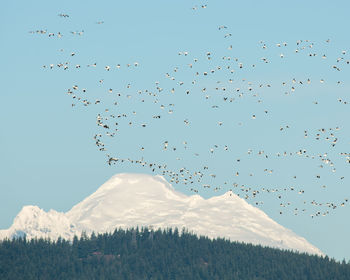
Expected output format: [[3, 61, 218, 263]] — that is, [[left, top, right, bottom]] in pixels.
[[0, 173, 323, 255]]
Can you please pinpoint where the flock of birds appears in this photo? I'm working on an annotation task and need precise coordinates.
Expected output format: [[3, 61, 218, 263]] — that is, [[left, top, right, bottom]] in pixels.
[[31, 5, 350, 219]]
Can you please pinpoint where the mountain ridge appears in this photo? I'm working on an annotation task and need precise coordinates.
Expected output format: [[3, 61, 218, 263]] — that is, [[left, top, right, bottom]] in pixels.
[[0, 173, 323, 256]]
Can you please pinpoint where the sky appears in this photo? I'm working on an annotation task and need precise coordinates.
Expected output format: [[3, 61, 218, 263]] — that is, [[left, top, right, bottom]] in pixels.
[[1, 0, 350, 261]]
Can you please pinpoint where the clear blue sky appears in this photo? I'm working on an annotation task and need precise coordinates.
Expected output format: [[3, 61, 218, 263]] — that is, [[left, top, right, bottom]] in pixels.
[[1, 0, 350, 261]]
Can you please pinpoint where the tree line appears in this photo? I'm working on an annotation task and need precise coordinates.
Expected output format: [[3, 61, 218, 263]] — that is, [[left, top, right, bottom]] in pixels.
[[0, 227, 349, 279]]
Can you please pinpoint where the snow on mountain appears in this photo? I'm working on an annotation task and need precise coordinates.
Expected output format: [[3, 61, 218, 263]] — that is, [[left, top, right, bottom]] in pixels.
[[0, 205, 75, 241], [0, 173, 323, 256]]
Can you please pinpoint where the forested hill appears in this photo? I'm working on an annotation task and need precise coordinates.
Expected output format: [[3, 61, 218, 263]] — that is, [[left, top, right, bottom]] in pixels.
[[0, 228, 349, 280]]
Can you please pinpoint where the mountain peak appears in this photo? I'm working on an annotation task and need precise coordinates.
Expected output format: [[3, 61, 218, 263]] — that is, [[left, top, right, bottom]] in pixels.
[[1, 173, 323, 256], [96, 173, 177, 194]]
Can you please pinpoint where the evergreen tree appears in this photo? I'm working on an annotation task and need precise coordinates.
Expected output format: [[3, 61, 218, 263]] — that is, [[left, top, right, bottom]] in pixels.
[[1, 228, 350, 279]]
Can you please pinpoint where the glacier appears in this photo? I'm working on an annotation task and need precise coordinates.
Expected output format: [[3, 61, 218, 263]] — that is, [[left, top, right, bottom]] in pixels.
[[0, 173, 323, 256]]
